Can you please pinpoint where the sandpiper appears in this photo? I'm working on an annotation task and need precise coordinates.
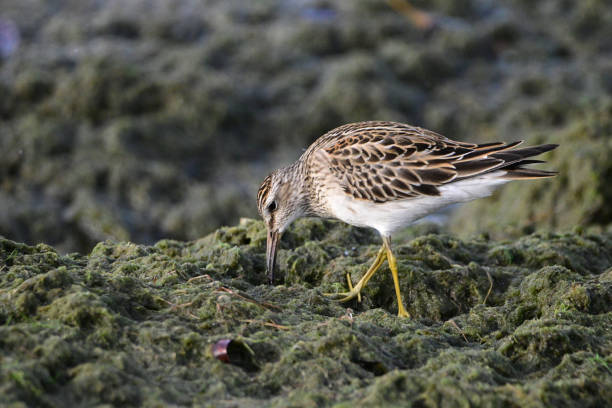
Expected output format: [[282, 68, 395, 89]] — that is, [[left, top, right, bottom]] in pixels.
[[257, 121, 557, 317]]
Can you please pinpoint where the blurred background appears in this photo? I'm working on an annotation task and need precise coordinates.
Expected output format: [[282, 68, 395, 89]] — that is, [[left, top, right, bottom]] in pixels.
[[0, 0, 610, 254]]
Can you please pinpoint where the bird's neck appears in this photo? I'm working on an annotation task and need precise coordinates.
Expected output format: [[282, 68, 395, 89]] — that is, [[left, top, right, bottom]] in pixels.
[[282, 160, 316, 218], [290, 159, 335, 219]]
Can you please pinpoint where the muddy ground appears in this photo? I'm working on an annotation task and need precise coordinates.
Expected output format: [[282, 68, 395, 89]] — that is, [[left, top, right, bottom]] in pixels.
[[1, 1, 611, 406], [1, 218, 611, 406], [1, 0, 611, 252]]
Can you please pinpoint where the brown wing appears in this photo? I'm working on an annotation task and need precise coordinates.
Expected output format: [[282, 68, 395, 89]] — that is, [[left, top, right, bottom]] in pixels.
[[309, 121, 556, 203]]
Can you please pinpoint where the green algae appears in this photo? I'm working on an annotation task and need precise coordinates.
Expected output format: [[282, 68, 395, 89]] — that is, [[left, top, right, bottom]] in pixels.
[[1, 0, 611, 252], [1, 219, 611, 406]]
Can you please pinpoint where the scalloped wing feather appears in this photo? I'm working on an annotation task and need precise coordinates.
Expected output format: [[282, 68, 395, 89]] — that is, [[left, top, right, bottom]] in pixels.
[[309, 121, 557, 204]]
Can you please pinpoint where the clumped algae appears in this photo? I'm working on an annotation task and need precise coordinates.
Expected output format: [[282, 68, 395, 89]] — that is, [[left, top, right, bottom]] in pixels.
[[1, 218, 611, 407]]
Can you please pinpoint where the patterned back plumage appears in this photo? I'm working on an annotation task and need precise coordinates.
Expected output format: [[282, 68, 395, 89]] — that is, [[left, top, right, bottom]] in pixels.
[[299, 121, 556, 204]]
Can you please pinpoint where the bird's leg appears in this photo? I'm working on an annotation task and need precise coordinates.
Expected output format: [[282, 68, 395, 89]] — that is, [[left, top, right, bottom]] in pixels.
[[325, 245, 386, 301], [383, 236, 410, 318], [341, 245, 387, 301]]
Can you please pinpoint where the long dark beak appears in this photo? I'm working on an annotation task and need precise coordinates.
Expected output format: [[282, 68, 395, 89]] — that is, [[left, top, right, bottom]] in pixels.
[[266, 229, 280, 284]]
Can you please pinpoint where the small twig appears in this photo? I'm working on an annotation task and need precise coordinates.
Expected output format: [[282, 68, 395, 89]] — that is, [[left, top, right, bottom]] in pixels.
[[448, 319, 468, 343], [187, 274, 213, 284], [173, 301, 194, 309], [483, 269, 493, 305], [157, 297, 198, 319], [387, 0, 434, 30], [315, 320, 332, 329], [215, 287, 281, 311], [157, 297, 173, 307], [240, 319, 290, 330]]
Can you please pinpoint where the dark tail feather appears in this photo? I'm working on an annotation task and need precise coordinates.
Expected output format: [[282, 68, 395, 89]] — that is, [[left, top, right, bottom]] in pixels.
[[490, 144, 558, 162], [501, 168, 558, 180], [502, 159, 546, 169], [452, 143, 558, 181], [454, 158, 503, 178], [458, 141, 523, 162], [497, 143, 559, 180]]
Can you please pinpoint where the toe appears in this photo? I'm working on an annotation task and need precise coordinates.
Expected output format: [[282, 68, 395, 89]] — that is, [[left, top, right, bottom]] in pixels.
[[338, 293, 357, 302], [323, 291, 350, 298], [323, 291, 359, 302], [397, 309, 411, 318]]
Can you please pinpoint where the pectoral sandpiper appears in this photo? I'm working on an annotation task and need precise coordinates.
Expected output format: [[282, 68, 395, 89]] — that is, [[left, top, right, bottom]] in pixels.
[[257, 121, 558, 317]]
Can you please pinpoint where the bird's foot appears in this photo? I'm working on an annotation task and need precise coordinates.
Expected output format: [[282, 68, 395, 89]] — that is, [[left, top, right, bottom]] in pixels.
[[325, 273, 363, 302], [397, 304, 411, 318], [324, 290, 362, 303]]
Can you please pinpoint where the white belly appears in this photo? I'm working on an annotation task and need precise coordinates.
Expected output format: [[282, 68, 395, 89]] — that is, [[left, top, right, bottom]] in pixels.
[[327, 172, 509, 236]]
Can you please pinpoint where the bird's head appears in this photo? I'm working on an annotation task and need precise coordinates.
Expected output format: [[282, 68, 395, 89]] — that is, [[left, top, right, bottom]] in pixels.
[[257, 167, 306, 284]]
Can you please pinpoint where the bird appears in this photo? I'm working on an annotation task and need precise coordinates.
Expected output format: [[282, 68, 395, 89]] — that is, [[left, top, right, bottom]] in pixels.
[[256, 121, 558, 317]]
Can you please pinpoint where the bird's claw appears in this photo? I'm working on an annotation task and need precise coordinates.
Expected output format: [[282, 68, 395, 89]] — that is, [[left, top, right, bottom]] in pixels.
[[324, 273, 363, 302], [324, 290, 360, 303], [397, 308, 411, 318]]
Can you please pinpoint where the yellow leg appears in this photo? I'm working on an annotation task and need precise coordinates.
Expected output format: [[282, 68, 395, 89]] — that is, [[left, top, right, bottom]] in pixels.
[[326, 238, 411, 318], [345, 245, 387, 299], [345, 272, 359, 302], [383, 236, 410, 318], [325, 245, 386, 302]]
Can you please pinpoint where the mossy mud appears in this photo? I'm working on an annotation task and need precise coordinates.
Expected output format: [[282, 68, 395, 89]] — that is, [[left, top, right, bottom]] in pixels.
[[1, 218, 611, 407], [1, 0, 611, 252]]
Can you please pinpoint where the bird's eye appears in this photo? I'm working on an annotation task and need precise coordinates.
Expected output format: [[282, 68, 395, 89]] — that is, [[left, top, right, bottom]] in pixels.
[[267, 201, 277, 213]]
